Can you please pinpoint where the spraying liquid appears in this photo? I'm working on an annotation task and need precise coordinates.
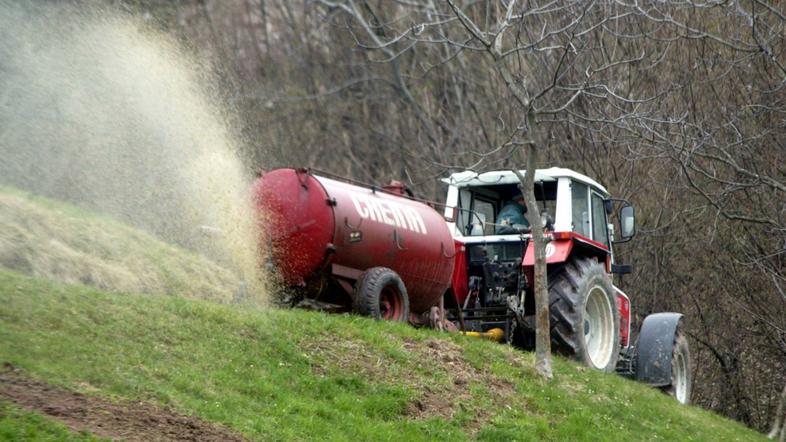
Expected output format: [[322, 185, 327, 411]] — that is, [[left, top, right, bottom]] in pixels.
[[0, 2, 266, 303]]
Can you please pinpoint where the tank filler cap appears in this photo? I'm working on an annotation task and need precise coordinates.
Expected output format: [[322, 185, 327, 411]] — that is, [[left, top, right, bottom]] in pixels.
[[383, 180, 406, 196]]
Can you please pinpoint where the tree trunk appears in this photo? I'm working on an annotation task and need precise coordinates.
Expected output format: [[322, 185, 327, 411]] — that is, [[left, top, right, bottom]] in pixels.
[[514, 134, 552, 380], [769, 382, 786, 440]]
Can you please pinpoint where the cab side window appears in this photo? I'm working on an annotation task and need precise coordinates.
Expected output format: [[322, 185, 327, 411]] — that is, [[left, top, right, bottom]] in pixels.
[[458, 189, 471, 235], [571, 182, 590, 236], [591, 192, 609, 246], [473, 198, 496, 236]]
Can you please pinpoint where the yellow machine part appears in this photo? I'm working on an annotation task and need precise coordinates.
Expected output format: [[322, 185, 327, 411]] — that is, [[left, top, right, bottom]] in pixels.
[[462, 327, 505, 342]]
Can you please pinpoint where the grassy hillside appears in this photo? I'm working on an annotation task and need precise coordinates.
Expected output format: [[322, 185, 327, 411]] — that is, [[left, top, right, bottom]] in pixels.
[[0, 270, 763, 441], [0, 188, 764, 440], [0, 186, 244, 303]]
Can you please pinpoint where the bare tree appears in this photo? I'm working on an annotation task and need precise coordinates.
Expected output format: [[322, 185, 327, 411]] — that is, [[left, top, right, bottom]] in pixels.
[[770, 383, 786, 440]]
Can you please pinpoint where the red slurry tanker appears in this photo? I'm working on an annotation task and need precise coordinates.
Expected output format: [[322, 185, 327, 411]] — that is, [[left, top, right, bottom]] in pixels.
[[253, 167, 692, 403]]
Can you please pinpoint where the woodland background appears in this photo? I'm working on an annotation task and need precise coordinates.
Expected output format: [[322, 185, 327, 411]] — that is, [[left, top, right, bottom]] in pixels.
[[91, 0, 785, 433]]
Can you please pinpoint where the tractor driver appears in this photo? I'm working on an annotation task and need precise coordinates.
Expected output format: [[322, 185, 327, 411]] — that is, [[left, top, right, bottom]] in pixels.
[[495, 191, 530, 234]]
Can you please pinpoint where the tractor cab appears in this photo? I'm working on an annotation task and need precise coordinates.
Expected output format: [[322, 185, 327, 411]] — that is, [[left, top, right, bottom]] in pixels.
[[442, 168, 630, 246], [441, 168, 628, 325], [441, 169, 636, 304]]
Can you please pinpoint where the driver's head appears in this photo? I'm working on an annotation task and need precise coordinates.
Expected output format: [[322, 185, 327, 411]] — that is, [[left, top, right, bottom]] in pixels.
[[513, 192, 526, 206]]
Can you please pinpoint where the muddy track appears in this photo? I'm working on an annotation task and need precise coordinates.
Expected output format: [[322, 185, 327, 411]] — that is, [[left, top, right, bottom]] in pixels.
[[0, 363, 246, 441]]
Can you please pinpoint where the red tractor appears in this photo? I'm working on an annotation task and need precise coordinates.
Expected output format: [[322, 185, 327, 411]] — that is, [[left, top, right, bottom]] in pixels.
[[254, 167, 692, 403]]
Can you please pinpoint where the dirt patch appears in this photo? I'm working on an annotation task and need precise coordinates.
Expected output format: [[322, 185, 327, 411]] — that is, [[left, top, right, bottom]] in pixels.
[[402, 338, 516, 427], [0, 363, 245, 441], [401, 338, 475, 420], [304, 339, 390, 381]]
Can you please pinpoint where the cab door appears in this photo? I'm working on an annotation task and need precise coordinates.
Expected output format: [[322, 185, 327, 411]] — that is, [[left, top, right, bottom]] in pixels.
[[590, 191, 610, 249]]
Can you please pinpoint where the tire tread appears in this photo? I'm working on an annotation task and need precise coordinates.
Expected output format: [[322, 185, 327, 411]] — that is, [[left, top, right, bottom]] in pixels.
[[547, 257, 620, 371]]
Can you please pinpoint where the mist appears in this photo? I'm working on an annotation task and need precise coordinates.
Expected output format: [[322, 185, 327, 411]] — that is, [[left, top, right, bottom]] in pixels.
[[0, 1, 265, 301]]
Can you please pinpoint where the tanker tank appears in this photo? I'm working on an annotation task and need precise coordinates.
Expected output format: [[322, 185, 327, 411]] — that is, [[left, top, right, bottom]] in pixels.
[[252, 168, 456, 321]]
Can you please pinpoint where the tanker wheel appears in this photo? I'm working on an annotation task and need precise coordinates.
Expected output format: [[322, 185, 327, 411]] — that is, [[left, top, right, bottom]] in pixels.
[[661, 326, 692, 404], [548, 257, 620, 372], [354, 267, 410, 322]]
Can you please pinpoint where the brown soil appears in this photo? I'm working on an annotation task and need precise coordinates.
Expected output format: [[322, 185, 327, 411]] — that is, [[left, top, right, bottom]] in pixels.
[[0, 363, 246, 441], [401, 338, 516, 427]]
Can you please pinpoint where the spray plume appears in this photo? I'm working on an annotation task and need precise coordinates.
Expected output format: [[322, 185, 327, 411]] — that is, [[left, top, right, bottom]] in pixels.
[[0, 1, 266, 303]]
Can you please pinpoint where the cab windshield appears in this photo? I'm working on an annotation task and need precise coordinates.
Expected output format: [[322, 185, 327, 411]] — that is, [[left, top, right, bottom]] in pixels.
[[455, 181, 557, 236]]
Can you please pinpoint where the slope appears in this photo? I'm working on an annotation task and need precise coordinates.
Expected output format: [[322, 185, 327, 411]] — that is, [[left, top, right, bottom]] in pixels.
[[0, 186, 245, 303], [0, 187, 763, 441], [0, 270, 763, 441]]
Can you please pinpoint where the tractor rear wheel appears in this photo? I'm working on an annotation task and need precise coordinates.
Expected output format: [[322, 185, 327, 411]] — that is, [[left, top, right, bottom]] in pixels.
[[661, 327, 692, 404], [354, 267, 410, 322], [548, 258, 620, 372]]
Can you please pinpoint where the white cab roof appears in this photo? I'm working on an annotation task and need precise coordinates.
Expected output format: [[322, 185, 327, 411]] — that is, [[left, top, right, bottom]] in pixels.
[[441, 167, 609, 196]]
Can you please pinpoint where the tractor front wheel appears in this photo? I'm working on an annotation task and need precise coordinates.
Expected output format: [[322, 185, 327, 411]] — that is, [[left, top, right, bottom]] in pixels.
[[354, 267, 410, 322], [548, 258, 620, 372], [662, 327, 692, 404]]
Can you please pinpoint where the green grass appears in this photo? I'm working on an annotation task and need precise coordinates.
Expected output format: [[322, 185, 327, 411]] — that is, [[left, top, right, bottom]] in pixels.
[[0, 403, 104, 441], [0, 269, 764, 441], [0, 186, 246, 303]]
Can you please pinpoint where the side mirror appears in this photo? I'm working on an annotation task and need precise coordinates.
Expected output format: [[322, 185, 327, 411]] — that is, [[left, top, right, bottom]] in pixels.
[[619, 205, 636, 241]]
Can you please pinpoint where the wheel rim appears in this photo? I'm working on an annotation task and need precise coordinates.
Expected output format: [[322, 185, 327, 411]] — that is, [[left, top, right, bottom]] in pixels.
[[674, 349, 689, 404], [583, 285, 615, 369], [380, 286, 403, 320]]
